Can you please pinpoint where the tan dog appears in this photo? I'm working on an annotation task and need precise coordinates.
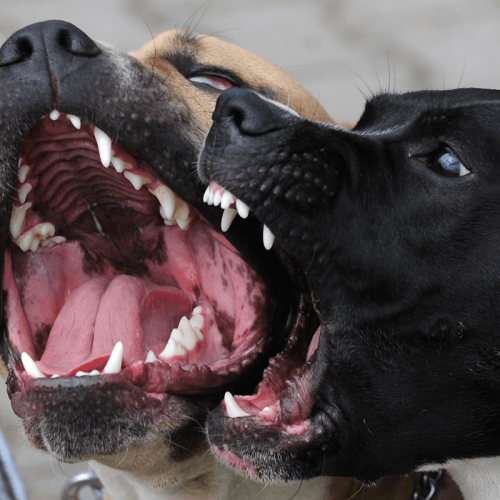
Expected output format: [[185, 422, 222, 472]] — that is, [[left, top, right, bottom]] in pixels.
[[0, 21, 461, 500]]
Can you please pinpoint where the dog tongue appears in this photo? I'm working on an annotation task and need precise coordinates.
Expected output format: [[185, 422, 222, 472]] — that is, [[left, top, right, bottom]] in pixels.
[[38, 275, 191, 376]]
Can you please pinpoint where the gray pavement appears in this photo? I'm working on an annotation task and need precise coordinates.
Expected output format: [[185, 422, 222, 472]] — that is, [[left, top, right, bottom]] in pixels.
[[1, 0, 500, 498]]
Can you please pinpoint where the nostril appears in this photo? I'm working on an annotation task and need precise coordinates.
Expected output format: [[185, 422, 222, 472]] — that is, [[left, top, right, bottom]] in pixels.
[[227, 105, 246, 130], [54, 26, 101, 57], [16, 38, 33, 61], [57, 29, 71, 51]]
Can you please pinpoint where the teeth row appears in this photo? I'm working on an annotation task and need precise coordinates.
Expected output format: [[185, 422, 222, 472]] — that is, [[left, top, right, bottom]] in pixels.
[[11, 112, 193, 250], [203, 185, 275, 250], [20, 307, 204, 379]]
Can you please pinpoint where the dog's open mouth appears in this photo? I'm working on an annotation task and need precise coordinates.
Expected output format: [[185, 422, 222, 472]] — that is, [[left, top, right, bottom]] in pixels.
[[4, 112, 278, 395]]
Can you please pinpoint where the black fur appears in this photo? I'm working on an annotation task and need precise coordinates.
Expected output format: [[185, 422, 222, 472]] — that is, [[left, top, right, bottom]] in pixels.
[[199, 87, 500, 482]]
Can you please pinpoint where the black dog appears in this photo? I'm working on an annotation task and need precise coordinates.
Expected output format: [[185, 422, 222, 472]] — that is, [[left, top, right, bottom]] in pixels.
[[198, 88, 500, 500]]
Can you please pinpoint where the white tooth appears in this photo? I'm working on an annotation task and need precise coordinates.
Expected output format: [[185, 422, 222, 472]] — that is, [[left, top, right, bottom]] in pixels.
[[51, 374, 60, 379], [150, 185, 176, 220], [178, 316, 199, 350], [208, 188, 215, 205], [192, 306, 203, 315], [49, 110, 60, 121], [224, 391, 250, 418], [18, 165, 30, 183], [67, 114, 81, 129], [176, 218, 190, 230], [145, 350, 158, 363], [111, 156, 125, 173], [16, 231, 34, 252], [263, 225, 275, 250], [103, 341, 123, 374], [236, 199, 250, 219], [10, 202, 32, 240], [213, 190, 222, 207], [203, 187, 211, 204], [124, 171, 151, 190], [29, 238, 40, 252], [221, 208, 237, 232], [76, 371, 89, 377], [90, 370, 100, 376], [159, 337, 187, 358], [41, 236, 66, 248], [94, 127, 112, 168], [220, 191, 235, 210], [16, 222, 56, 252], [18, 183, 32, 204], [189, 313, 204, 331], [21, 352, 46, 379], [173, 199, 190, 221]]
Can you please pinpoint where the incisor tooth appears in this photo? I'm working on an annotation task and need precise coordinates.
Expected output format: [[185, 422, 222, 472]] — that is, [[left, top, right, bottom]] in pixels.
[[103, 341, 123, 374], [263, 225, 275, 250], [221, 208, 237, 232], [18, 165, 30, 183], [94, 127, 112, 168], [124, 171, 151, 190], [67, 114, 81, 129], [49, 110, 60, 121], [224, 392, 250, 418], [213, 190, 222, 207], [18, 183, 32, 204], [145, 350, 158, 363], [21, 352, 46, 379], [10, 202, 32, 240], [208, 188, 215, 205], [220, 191, 235, 210], [236, 199, 250, 219], [150, 185, 176, 220], [159, 337, 186, 358], [203, 187, 211, 204], [76, 370, 100, 377]]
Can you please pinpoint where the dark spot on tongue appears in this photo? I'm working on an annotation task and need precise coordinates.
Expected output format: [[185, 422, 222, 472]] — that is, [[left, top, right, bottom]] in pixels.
[[34, 323, 51, 359]]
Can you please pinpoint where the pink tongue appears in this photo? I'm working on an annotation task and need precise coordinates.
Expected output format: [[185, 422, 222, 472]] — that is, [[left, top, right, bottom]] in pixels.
[[38, 275, 191, 376]]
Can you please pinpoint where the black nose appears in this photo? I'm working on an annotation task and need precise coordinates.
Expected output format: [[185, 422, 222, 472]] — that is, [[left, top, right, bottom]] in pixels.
[[213, 88, 295, 136], [0, 20, 100, 67]]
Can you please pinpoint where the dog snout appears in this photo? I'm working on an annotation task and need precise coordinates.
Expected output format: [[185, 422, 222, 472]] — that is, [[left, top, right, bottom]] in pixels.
[[213, 88, 295, 136], [0, 20, 100, 68]]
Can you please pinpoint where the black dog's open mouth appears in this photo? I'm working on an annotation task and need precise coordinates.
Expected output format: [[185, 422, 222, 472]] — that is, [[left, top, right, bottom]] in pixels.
[[5, 112, 318, 426], [5, 112, 277, 394]]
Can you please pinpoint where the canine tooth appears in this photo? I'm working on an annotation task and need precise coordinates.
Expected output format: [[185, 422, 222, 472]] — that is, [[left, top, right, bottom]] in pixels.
[[220, 191, 235, 210], [21, 352, 46, 379], [263, 225, 275, 250], [124, 171, 151, 190], [18, 165, 30, 183], [177, 316, 199, 349], [236, 199, 250, 219], [221, 208, 237, 232], [67, 114, 81, 129], [150, 185, 176, 220], [10, 202, 32, 240], [102, 341, 123, 374], [145, 350, 158, 363], [203, 187, 211, 203], [213, 190, 222, 207], [18, 183, 32, 204], [41, 236, 66, 248], [192, 306, 203, 315], [224, 392, 250, 418], [159, 337, 187, 358], [49, 110, 60, 121], [94, 127, 112, 168]]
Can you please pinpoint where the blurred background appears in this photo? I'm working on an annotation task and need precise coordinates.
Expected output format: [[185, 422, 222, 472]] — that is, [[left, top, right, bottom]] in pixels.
[[0, 0, 499, 498]]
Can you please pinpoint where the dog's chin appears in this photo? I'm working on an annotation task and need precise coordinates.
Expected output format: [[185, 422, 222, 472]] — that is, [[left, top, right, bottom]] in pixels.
[[4, 113, 320, 465]]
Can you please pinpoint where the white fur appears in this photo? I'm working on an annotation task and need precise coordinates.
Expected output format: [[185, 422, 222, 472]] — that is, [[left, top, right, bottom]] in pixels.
[[420, 456, 500, 500], [90, 459, 333, 500]]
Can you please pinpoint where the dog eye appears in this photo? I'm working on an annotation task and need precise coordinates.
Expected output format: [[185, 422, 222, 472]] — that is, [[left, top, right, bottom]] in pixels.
[[188, 75, 233, 91], [431, 148, 470, 177]]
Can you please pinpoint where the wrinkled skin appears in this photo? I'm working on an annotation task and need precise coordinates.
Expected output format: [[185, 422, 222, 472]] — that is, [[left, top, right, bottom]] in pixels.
[[199, 88, 500, 484]]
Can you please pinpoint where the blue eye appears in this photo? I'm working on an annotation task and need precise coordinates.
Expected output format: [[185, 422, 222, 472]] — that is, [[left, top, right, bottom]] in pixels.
[[433, 148, 470, 177]]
